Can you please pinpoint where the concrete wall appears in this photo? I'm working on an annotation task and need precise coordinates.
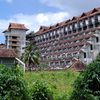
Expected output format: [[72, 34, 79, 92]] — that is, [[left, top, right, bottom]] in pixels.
[[0, 58, 16, 67]]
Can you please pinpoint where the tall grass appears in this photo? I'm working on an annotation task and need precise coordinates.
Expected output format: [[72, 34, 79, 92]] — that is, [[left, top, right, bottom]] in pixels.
[[24, 69, 79, 100]]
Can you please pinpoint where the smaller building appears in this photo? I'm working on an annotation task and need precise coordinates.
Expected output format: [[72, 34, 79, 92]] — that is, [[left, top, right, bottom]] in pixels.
[[0, 49, 17, 66], [3, 23, 28, 57], [0, 49, 25, 70]]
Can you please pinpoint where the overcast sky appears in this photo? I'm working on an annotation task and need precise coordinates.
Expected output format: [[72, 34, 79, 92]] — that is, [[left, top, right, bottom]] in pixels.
[[0, 0, 100, 43]]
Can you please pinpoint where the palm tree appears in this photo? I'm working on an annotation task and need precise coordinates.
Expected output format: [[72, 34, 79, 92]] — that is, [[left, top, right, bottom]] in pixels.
[[22, 32, 40, 70]]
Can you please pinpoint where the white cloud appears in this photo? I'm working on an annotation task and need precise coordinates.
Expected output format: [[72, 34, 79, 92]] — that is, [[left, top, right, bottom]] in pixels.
[[0, 11, 70, 36], [40, 0, 100, 15], [6, 0, 13, 3], [41, 0, 65, 10], [0, 0, 13, 3], [0, 12, 69, 42]]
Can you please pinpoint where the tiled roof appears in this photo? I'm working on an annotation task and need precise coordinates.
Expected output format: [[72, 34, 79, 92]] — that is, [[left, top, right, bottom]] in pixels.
[[36, 7, 100, 35], [3, 23, 28, 33], [39, 26, 49, 30], [70, 59, 86, 71], [0, 49, 17, 58], [9, 23, 28, 30]]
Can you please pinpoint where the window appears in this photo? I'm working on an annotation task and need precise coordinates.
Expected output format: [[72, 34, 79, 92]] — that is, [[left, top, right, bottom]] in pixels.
[[96, 37, 99, 42], [50, 32, 53, 37], [46, 33, 49, 38], [84, 52, 86, 58], [80, 21, 83, 27], [65, 27, 68, 32], [85, 19, 89, 25], [88, 18, 93, 27], [75, 23, 77, 28], [61, 28, 64, 33], [12, 46, 16, 49], [98, 15, 100, 21], [90, 44, 93, 50], [12, 36, 18, 39], [12, 41, 17, 44], [91, 17, 95, 23], [70, 25, 72, 30], [57, 29, 60, 34], [43, 34, 46, 39], [54, 31, 56, 35]]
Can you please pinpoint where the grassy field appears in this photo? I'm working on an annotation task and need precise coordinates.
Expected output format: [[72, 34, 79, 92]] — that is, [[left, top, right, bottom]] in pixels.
[[24, 69, 79, 100]]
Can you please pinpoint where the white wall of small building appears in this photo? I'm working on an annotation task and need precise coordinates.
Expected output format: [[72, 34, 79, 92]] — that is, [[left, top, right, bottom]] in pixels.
[[4, 29, 27, 56]]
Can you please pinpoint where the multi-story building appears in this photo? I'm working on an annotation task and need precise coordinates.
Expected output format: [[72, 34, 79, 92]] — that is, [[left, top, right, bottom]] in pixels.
[[35, 8, 100, 68], [3, 23, 28, 56]]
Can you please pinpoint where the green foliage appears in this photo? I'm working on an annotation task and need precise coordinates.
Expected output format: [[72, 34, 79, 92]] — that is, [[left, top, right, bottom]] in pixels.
[[0, 65, 31, 100], [70, 57, 100, 100], [22, 42, 40, 70], [24, 70, 79, 100], [32, 80, 53, 100], [57, 94, 69, 100]]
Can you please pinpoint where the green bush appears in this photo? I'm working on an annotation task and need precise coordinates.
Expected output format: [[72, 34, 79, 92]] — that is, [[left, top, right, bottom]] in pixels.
[[0, 65, 31, 100], [70, 59, 100, 100], [32, 80, 53, 100]]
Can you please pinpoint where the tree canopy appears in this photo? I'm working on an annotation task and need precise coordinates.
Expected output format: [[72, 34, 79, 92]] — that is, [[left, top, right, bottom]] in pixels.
[[70, 55, 100, 100]]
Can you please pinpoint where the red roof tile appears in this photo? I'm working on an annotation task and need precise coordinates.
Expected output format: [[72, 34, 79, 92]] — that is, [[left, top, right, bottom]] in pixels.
[[70, 60, 86, 71], [0, 49, 17, 58], [39, 26, 49, 30], [3, 23, 28, 33], [9, 23, 28, 30], [36, 7, 100, 35]]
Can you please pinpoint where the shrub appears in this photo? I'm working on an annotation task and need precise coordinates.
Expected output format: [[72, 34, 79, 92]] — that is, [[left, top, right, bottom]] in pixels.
[[57, 94, 69, 100], [70, 59, 100, 100], [0, 65, 31, 100], [32, 80, 53, 100]]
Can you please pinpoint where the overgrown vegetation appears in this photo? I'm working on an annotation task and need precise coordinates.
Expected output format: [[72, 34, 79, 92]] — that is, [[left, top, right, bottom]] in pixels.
[[32, 80, 53, 100], [0, 64, 79, 100], [1, 54, 100, 100], [0, 65, 30, 100], [24, 70, 79, 100], [70, 55, 100, 100], [22, 42, 40, 70]]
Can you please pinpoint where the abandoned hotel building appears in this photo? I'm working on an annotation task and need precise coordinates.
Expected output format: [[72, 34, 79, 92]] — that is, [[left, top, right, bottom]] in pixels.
[[34, 8, 100, 68]]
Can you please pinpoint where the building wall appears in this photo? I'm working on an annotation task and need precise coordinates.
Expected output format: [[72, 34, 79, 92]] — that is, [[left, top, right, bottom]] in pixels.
[[0, 58, 16, 67], [34, 9, 100, 68], [5, 29, 26, 56]]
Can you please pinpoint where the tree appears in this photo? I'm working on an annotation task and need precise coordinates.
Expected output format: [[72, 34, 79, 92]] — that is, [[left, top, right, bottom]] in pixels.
[[70, 56, 100, 100], [22, 32, 40, 70], [0, 65, 31, 100]]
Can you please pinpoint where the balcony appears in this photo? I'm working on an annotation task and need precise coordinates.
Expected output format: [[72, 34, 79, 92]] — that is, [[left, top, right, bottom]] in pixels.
[[83, 24, 87, 30], [9, 43, 20, 47], [72, 28, 76, 33], [94, 15, 100, 27], [55, 34, 59, 38], [95, 20, 100, 27], [88, 20, 94, 28], [68, 30, 72, 34], [78, 27, 82, 31], [52, 35, 56, 39], [77, 24, 82, 31], [9, 38, 20, 42]]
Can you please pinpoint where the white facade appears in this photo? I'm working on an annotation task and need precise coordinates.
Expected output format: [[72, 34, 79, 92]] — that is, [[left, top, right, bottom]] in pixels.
[[4, 23, 28, 57], [35, 8, 100, 68]]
